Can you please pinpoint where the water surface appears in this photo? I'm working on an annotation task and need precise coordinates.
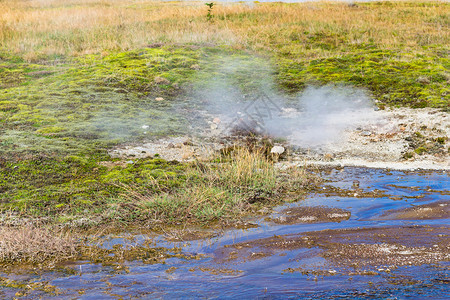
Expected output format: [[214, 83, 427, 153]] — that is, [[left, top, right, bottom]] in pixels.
[[1, 167, 448, 299]]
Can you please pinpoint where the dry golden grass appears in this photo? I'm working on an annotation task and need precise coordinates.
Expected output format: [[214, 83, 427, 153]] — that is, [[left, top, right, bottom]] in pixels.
[[0, 225, 77, 264], [0, 0, 448, 60]]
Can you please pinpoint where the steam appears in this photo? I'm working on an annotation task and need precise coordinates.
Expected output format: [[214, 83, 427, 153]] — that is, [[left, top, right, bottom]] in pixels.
[[88, 52, 381, 153], [192, 55, 380, 150], [269, 86, 379, 148]]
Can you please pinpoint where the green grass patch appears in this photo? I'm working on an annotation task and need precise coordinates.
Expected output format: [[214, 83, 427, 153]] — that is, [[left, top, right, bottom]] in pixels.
[[0, 155, 187, 223], [0, 149, 313, 227]]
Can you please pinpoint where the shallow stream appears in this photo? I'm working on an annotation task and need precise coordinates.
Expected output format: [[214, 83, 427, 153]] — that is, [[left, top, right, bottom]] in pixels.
[[1, 167, 449, 299]]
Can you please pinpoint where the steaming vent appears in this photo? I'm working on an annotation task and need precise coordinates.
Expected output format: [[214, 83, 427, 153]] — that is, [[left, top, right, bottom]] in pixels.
[[229, 114, 265, 137], [204, 85, 380, 153]]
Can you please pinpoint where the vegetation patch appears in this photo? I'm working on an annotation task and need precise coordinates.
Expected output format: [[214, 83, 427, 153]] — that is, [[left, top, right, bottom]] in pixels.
[[0, 225, 76, 265], [276, 49, 449, 108], [97, 148, 313, 225], [0, 47, 203, 160], [0, 0, 447, 232]]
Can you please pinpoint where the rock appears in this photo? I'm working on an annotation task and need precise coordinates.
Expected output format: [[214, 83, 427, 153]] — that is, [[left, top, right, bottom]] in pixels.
[[417, 76, 430, 84], [154, 76, 170, 85], [324, 153, 334, 161], [270, 145, 285, 155], [183, 139, 194, 146], [167, 143, 175, 149], [210, 123, 218, 130], [278, 216, 287, 222], [212, 117, 221, 124], [361, 131, 372, 136], [155, 97, 164, 101]]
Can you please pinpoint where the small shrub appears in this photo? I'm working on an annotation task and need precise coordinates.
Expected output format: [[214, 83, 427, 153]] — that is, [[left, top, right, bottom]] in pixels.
[[205, 2, 214, 22], [414, 146, 427, 155]]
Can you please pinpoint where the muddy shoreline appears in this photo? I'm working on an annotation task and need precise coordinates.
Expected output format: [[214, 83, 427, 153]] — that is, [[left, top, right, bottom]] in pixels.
[[216, 225, 449, 273], [1, 166, 448, 298]]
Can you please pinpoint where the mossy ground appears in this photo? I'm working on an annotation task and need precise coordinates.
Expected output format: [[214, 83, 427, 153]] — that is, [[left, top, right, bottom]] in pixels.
[[0, 46, 202, 158], [0, 43, 447, 226], [1, 46, 306, 227], [0, 1, 449, 229], [1, 46, 190, 224], [276, 48, 449, 108]]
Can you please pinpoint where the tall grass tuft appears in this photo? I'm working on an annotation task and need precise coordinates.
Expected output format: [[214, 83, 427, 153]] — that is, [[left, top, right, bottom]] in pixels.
[[117, 148, 309, 224], [217, 147, 277, 192]]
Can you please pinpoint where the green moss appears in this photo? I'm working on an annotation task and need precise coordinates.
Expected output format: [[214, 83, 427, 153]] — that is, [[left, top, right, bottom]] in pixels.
[[414, 131, 424, 138], [403, 151, 414, 159], [276, 49, 449, 108], [0, 46, 204, 160], [435, 137, 446, 144], [0, 155, 187, 221], [414, 146, 428, 155]]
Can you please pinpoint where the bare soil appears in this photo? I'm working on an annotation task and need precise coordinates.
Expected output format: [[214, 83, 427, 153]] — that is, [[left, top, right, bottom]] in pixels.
[[289, 107, 449, 171], [215, 225, 449, 274]]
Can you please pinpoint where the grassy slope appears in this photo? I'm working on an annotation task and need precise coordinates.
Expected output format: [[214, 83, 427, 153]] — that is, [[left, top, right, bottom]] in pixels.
[[0, 0, 448, 226]]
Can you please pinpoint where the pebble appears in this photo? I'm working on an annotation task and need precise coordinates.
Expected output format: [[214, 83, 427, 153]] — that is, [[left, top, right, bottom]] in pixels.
[[271, 146, 285, 155]]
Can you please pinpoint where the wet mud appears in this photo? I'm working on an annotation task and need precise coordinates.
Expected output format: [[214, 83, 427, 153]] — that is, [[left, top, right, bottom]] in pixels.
[[378, 200, 450, 220], [216, 225, 449, 274]]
